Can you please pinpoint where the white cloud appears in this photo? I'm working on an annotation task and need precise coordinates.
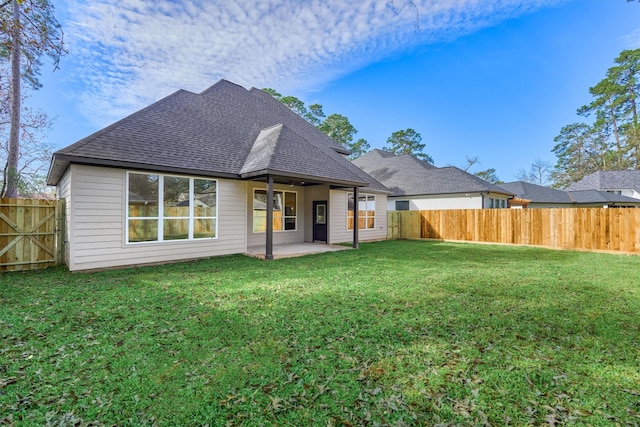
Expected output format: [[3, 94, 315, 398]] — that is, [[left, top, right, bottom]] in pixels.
[[64, 0, 563, 126]]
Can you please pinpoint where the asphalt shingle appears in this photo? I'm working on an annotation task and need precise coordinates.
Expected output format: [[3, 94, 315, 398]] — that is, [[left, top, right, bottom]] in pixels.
[[353, 149, 512, 196], [47, 79, 386, 191], [498, 180, 640, 206], [567, 170, 640, 193]]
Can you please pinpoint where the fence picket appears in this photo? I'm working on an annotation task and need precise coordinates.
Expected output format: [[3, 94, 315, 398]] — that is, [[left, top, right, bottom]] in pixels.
[[390, 208, 640, 254], [1, 198, 59, 272]]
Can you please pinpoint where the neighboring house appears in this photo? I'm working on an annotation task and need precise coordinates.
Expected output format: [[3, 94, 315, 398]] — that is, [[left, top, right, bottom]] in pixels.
[[46, 80, 388, 271], [566, 170, 640, 200], [352, 149, 514, 210], [498, 181, 640, 208]]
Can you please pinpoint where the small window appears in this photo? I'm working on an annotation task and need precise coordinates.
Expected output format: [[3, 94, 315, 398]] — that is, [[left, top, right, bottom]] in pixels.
[[316, 204, 326, 224], [395, 200, 410, 211]]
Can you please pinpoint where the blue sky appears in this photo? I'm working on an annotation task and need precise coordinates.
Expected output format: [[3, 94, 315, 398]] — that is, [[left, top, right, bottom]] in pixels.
[[31, 0, 640, 182]]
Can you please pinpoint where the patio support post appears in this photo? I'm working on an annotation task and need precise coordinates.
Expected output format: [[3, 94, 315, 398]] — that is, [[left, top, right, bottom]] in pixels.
[[352, 186, 359, 249], [266, 175, 274, 260]]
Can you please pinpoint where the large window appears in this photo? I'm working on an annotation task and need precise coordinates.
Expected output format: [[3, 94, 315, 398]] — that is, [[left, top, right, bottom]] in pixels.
[[348, 193, 376, 230], [253, 189, 297, 233], [127, 172, 217, 243]]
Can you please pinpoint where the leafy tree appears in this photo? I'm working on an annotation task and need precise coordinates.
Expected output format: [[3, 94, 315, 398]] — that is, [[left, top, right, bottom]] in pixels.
[[317, 114, 356, 147], [263, 88, 369, 159], [0, 0, 65, 197], [350, 138, 370, 159], [551, 123, 592, 188], [474, 168, 502, 184], [552, 48, 640, 187], [384, 128, 433, 163]]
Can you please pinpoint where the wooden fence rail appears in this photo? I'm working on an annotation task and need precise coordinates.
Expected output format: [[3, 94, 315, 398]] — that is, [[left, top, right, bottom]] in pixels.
[[1, 198, 61, 272], [388, 208, 640, 254]]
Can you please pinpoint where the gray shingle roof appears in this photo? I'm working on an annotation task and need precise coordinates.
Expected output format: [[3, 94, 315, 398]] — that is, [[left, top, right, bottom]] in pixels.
[[567, 190, 640, 205], [47, 79, 386, 191], [566, 170, 640, 193], [498, 181, 572, 204], [353, 149, 513, 197], [498, 181, 640, 206]]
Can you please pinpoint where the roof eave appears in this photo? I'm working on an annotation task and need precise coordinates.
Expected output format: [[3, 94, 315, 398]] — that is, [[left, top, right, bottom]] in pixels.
[[240, 168, 368, 187], [47, 154, 240, 186]]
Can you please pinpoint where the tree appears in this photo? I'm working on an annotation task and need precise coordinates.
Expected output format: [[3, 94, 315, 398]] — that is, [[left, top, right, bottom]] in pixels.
[[474, 168, 501, 184], [552, 48, 640, 187], [551, 123, 593, 188], [0, 86, 54, 196], [461, 155, 479, 172], [0, 0, 65, 197], [516, 159, 553, 186], [317, 113, 356, 146], [350, 138, 370, 159], [383, 128, 433, 163], [263, 88, 369, 159]]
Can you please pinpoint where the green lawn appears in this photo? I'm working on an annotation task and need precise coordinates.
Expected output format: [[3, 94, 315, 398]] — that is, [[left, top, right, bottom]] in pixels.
[[1, 240, 639, 426]]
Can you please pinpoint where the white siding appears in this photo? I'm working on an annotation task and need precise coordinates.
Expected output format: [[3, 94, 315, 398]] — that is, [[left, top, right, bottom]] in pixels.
[[246, 182, 305, 248], [66, 165, 247, 271], [388, 194, 483, 210], [388, 193, 510, 210], [329, 190, 387, 244]]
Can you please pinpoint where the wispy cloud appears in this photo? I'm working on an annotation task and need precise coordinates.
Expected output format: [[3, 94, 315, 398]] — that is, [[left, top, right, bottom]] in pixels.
[[64, 0, 563, 126]]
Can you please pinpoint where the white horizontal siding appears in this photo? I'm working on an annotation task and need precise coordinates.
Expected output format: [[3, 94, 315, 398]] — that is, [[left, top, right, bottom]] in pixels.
[[389, 194, 483, 210], [67, 165, 247, 271], [329, 190, 387, 244]]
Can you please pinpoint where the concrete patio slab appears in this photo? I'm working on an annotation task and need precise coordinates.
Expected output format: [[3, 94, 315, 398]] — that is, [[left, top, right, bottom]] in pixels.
[[245, 242, 351, 259]]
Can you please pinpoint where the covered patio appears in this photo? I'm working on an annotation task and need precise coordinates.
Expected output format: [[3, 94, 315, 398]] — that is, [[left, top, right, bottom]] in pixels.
[[245, 242, 351, 260]]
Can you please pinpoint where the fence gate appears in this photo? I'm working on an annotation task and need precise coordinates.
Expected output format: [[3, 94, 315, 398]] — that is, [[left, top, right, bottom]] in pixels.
[[387, 210, 422, 240], [0, 198, 59, 272]]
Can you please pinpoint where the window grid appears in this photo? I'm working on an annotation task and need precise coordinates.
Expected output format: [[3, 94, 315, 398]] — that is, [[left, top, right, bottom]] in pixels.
[[127, 172, 217, 244]]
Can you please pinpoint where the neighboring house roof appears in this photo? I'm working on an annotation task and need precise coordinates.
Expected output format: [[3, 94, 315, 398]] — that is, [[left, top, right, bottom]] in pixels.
[[47, 79, 387, 192], [498, 181, 640, 206], [566, 170, 640, 194], [567, 190, 640, 205], [498, 181, 573, 204], [353, 149, 513, 197]]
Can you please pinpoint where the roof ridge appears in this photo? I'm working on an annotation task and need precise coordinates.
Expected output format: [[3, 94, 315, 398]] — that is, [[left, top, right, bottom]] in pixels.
[[240, 124, 284, 174]]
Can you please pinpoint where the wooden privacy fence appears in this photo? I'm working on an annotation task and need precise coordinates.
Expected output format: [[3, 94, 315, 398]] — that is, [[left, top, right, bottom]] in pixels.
[[1, 198, 63, 272], [388, 208, 640, 254]]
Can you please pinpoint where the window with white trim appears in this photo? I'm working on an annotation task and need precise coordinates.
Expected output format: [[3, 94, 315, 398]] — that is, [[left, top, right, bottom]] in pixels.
[[127, 172, 217, 243], [253, 189, 297, 233], [347, 193, 376, 230]]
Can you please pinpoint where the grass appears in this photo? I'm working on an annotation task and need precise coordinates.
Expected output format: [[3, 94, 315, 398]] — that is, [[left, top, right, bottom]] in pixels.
[[1, 240, 639, 426]]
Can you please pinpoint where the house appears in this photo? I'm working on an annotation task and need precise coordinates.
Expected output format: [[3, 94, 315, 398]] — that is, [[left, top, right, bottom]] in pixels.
[[566, 170, 640, 200], [46, 80, 388, 271], [498, 181, 640, 208], [352, 149, 514, 210]]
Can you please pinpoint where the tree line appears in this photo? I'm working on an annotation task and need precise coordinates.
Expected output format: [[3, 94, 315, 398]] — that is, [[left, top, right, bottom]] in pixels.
[[264, 88, 434, 163], [551, 48, 639, 188]]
